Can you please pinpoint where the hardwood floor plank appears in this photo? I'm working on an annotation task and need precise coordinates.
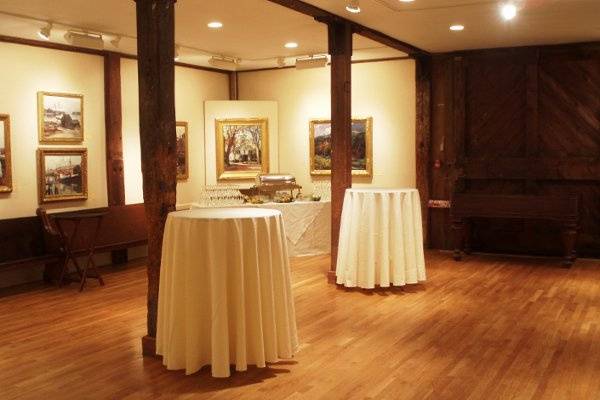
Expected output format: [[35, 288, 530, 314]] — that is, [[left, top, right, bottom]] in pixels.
[[1, 252, 600, 399]]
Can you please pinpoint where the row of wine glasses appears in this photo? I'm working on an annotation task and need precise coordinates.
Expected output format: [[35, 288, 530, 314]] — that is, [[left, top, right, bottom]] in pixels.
[[197, 185, 245, 207], [313, 180, 331, 201]]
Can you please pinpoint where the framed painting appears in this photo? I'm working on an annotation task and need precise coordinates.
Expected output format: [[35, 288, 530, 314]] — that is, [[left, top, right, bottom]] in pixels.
[[309, 117, 373, 177], [38, 91, 84, 143], [176, 121, 189, 180], [38, 148, 88, 203], [215, 118, 269, 180], [0, 114, 12, 193]]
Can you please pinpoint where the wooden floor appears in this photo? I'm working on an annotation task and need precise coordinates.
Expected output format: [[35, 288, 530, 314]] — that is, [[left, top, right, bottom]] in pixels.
[[2, 252, 600, 400]]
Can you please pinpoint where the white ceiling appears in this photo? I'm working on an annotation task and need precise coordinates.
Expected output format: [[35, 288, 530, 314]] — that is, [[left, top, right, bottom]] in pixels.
[[0, 0, 598, 70], [306, 0, 600, 52]]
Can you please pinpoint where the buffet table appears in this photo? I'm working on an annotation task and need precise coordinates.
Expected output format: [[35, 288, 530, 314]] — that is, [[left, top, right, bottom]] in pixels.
[[336, 189, 426, 289], [192, 201, 331, 257], [156, 208, 299, 378]]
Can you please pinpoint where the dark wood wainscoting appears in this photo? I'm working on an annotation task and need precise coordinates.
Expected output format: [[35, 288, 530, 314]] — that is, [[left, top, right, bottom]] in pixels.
[[429, 42, 600, 258], [0, 204, 147, 270]]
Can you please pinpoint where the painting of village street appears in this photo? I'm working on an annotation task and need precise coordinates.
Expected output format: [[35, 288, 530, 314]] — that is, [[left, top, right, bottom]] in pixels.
[[215, 118, 269, 180], [39, 149, 87, 203], [176, 122, 188, 180], [0, 115, 12, 192], [309, 117, 373, 176], [38, 92, 84, 143]]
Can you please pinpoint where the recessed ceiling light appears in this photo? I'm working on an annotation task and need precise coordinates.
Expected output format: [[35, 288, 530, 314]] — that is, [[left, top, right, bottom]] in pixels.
[[346, 0, 361, 13], [450, 24, 465, 31], [207, 21, 223, 29], [284, 42, 298, 49], [399, 0, 415, 2], [38, 22, 52, 40], [500, 3, 517, 20]]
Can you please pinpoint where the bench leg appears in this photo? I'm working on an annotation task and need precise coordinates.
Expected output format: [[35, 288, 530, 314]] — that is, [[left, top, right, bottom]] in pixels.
[[452, 218, 465, 261], [561, 223, 577, 267]]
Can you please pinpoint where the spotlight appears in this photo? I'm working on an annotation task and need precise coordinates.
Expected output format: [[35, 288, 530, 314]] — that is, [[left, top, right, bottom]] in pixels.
[[208, 56, 239, 70], [110, 35, 121, 48], [174, 45, 180, 61], [38, 22, 52, 41], [277, 57, 286, 68], [501, 3, 518, 20], [346, 0, 360, 13], [295, 55, 328, 70]]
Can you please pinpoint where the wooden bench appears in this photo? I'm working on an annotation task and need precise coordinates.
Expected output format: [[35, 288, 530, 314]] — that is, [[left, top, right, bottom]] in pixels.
[[451, 194, 580, 266]]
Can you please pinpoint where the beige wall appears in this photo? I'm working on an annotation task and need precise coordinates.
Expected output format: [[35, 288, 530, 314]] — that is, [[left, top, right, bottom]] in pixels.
[[121, 59, 230, 206], [0, 42, 107, 219], [237, 59, 416, 193]]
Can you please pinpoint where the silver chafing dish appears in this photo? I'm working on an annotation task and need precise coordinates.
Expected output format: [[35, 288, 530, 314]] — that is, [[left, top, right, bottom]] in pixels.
[[240, 174, 302, 202]]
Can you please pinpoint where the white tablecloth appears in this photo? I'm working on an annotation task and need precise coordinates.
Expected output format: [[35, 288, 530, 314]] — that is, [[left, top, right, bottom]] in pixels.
[[191, 201, 331, 257], [336, 189, 427, 288], [156, 208, 299, 378]]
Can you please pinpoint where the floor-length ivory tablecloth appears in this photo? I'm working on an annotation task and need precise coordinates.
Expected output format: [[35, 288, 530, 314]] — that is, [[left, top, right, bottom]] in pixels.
[[336, 189, 427, 288], [156, 208, 299, 378]]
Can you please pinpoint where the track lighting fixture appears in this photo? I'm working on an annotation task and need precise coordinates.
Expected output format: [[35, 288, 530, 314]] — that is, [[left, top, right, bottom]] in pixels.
[[208, 56, 240, 70], [346, 0, 361, 13], [38, 22, 52, 40], [110, 35, 121, 48], [174, 45, 180, 61]]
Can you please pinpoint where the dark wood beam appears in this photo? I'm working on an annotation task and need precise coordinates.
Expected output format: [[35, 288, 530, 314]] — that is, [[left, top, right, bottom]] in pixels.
[[229, 71, 239, 100], [415, 56, 432, 247], [266, 0, 428, 56], [328, 20, 353, 282], [105, 52, 125, 207], [104, 51, 128, 265], [134, 0, 177, 356]]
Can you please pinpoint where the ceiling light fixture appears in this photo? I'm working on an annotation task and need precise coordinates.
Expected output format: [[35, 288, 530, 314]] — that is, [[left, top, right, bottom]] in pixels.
[[346, 0, 361, 13], [110, 35, 121, 48], [284, 42, 298, 49], [500, 3, 518, 20], [399, 0, 415, 2], [207, 21, 223, 29], [277, 57, 286, 68], [174, 45, 180, 61], [295, 55, 329, 70], [449, 24, 465, 31], [64, 30, 104, 49], [38, 22, 52, 40], [208, 56, 240, 70]]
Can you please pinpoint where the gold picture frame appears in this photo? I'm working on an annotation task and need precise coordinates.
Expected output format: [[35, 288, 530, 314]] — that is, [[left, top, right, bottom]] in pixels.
[[38, 91, 84, 144], [38, 148, 88, 203], [0, 114, 12, 193], [176, 121, 189, 181], [215, 118, 269, 180], [309, 117, 373, 177]]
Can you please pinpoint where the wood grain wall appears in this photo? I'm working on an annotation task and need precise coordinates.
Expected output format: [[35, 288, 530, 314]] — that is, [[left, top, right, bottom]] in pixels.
[[429, 42, 600, 257]]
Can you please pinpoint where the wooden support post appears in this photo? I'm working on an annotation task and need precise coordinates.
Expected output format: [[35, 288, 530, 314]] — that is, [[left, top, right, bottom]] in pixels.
[[104, 51, 128, 265], [327, 20, 353, 283], [415, 56, 432, 247], [229, 71, 239, 100], [134, 0, 177, 356]]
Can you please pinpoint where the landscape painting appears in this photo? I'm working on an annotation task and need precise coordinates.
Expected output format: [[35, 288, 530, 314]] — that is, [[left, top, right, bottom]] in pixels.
[[309, 117, 373, 177], [176, 122, 189, 180], [38, 92, 84, 143], [0, 114, 12, 192], [38, 148, 87, 203], [215, 118, 269, 180]]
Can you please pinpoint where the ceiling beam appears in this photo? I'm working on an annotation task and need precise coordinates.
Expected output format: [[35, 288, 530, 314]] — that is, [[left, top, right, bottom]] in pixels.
[[265, 0, 429, 57]]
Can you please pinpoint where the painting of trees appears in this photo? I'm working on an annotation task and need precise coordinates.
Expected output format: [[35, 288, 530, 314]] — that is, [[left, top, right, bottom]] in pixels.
[[216, 118, 269, 180]]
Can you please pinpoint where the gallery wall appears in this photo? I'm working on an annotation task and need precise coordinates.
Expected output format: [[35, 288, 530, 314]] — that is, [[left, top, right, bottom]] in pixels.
[[120, 59, 230, 206], [237, 59, 417, 193], [0, 42, 108, 220]]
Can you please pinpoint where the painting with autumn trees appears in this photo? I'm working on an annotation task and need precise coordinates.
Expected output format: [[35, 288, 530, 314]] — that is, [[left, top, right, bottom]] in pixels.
[[309, 117, 373, 177], [215, 118, 269, 180]]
